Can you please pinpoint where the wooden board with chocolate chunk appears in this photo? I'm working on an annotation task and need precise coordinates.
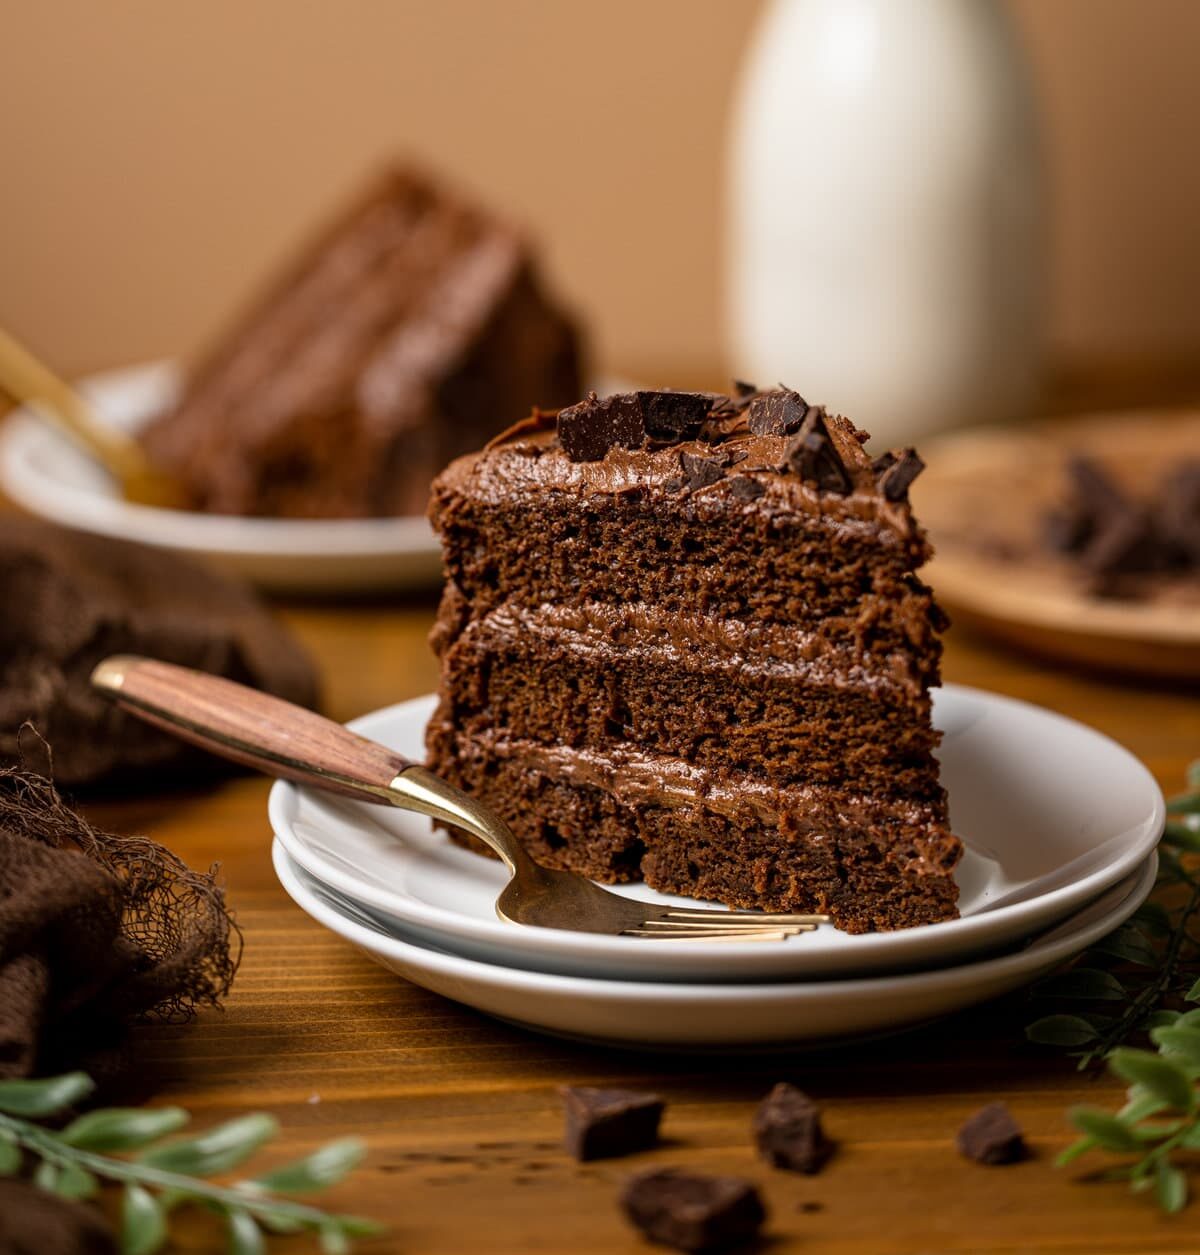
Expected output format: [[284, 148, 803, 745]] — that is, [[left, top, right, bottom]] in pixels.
[[913, 407, 1200, 679]]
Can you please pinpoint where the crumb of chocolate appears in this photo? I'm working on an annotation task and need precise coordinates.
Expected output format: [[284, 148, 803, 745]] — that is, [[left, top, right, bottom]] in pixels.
[[752, 1083, 834, 1175], [621, 1167, 766, 1253], [560, 1086, 664, 1161], [956, 1102, 1027, 1165]]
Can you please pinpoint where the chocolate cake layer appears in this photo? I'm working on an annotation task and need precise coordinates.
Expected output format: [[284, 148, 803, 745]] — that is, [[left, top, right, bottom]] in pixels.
[[433, 601, 941, 793], [431, 461, 936, 633], [427, 387, 960, 931], [425, 723, 957, 933], [142, 167, 582, 518]]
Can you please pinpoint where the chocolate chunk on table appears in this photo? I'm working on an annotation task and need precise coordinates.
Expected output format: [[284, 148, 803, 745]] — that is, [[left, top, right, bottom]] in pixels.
[[956, 1102, 1027, 1165], [560, 1086, 664, 1160], [621, 1168, 766, 1253], [752, 1083, 834, 1174]]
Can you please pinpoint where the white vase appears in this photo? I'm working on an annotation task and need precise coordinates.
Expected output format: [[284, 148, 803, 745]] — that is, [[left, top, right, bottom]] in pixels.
[[726, 0, 1044, 446]]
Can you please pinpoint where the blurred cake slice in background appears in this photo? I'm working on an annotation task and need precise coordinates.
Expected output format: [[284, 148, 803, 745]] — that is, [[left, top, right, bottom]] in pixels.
[[141, 166, 583, 518]]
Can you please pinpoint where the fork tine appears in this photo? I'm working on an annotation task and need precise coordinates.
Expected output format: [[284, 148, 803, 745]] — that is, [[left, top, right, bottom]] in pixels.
[[621, 928, 804, 942], [634, 919, 818, 933], [661, 909, 830, 925]]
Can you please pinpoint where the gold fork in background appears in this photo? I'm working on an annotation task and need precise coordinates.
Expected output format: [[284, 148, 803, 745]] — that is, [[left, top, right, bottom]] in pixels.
[[0, 324, 188, 509], [91, 656, 829, 942]]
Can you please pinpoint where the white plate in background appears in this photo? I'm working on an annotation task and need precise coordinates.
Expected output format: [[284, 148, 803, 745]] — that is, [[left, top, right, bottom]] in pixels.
[[273, 840, 1156, 1050], [0, 360, 444, 594], [269, 689, 1164, 982]]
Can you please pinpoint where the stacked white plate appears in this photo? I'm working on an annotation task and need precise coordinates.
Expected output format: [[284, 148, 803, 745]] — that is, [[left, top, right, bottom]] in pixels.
[[269, 688, 1163, 1050]]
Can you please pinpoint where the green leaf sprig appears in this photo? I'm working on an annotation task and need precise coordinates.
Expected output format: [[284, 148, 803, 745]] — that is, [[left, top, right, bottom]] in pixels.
[[1027, 760, 1200, 1070], [0, 1072, 382, 1254], [1057, 1023, 1200, 1214]]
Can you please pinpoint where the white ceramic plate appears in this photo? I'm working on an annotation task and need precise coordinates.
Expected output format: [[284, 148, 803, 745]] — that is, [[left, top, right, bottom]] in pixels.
[[269, 689, 1164, 982], [273, 841, 1157, 1049], [0, 360, 442, 593]]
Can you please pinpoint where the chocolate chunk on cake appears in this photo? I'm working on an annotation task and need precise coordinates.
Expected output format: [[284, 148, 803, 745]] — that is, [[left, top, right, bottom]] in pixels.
[[427, 386, 960, 932], [0, 519, 318, 786], [141, 167, 582, 518]]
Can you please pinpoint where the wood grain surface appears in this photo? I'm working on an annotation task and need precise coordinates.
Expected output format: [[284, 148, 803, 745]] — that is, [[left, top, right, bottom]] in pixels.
[[75, 600, 1200, 1255]]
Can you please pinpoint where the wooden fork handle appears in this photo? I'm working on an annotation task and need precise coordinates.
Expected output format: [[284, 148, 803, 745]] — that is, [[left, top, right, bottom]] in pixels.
[[91, 655, 412, 803]]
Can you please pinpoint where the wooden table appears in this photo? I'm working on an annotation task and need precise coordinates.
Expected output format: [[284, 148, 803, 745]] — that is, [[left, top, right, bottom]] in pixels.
[[78, 597, 1199, 1255]]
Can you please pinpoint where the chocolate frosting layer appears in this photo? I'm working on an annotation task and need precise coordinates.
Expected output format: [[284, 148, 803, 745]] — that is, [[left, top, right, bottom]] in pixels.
[[467, 600, 932, 696], [432, 724, 957, 878], [435, 386, 924, 540]]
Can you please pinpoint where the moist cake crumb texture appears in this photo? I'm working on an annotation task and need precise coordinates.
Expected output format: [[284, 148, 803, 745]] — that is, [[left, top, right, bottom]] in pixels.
[[426, 385, 961, 932]]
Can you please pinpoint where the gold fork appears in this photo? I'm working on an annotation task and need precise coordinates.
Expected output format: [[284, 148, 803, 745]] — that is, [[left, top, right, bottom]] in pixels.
[[91, 656, 829, 941], [0, 324, 188, 509]]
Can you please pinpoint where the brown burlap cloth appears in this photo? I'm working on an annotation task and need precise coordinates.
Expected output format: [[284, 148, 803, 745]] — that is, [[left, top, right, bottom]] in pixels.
[[0, 517, 318, 786], [0, 755, 239, 1251]]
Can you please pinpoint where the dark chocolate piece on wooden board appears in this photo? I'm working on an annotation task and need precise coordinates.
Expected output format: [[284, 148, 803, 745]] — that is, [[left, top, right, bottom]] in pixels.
[[752, 1083, 834, 1174], [876, 448, 925, 502], [679, 450, 727, 490], [956, 1102, 1027, 1165], [747, 388, 809, 436], [560, 1086, 664, 1161], [621, 1168, 766, 1253], [557, 392, 647, 461], [641, 391, 717, 441], [783, 407, 851, 494], [1159, 462, 1200, 562]]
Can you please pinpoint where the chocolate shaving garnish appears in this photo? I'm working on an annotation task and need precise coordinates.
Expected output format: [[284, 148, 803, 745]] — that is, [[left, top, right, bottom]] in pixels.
[[748, 388, 809, 436], [876, 448, 925, 501], [729, 476, 766, 501], [679, 450, 726, 490], [725, 449, 748, 466], [484, 407, 557, 451], [621, 1168, 766, 1253], [753, 1083, 834, 1175], [783, 407, 850, 494], [956, 1103, 1026, 1165], [560, 1086, 664, 1161], [557, 391, 647, 462], [733, 379, 756, 398], [640, 391, 717, 442]]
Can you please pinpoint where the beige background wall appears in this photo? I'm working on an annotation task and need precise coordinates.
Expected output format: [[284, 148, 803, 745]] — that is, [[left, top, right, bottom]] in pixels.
[[1, 0, 1197, 384]]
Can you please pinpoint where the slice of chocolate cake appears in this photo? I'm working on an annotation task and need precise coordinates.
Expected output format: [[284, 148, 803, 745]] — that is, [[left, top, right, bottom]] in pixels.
[[426, 387, 960, 932], [141, 167, 582, 518]]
